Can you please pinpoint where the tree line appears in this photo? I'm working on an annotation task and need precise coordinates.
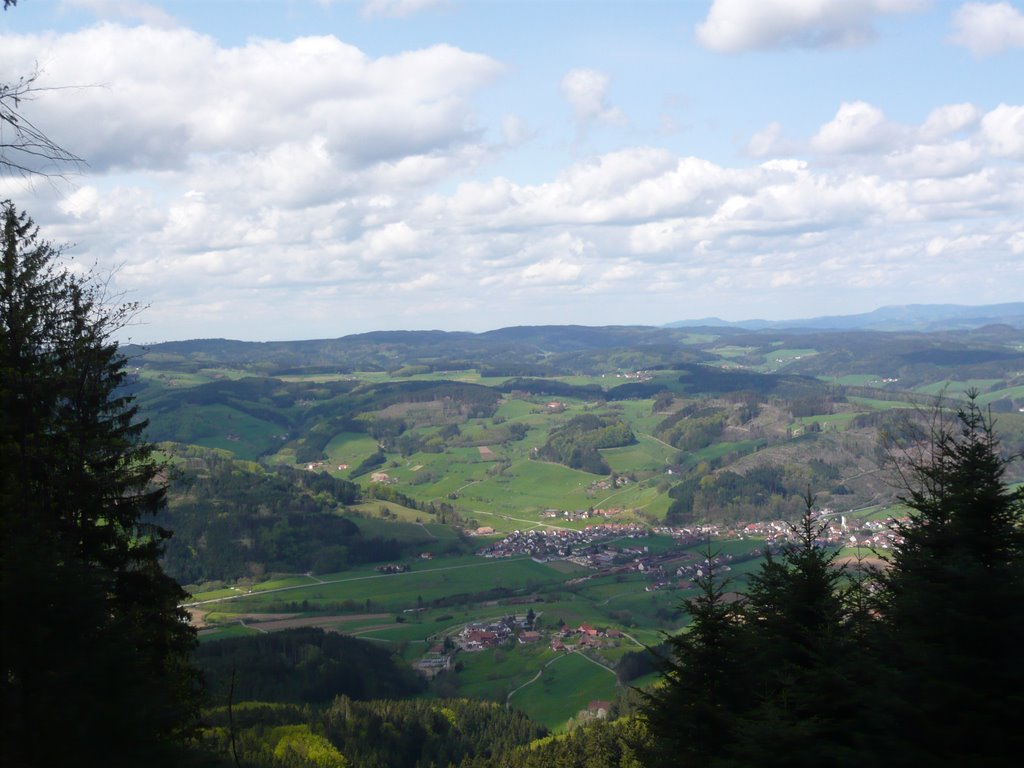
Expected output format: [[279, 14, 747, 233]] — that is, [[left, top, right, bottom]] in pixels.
[[1, 201, 200, 766], [642, 398, 1024, 767]]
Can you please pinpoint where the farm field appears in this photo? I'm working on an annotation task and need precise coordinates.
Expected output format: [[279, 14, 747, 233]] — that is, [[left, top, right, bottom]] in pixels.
[[185, 538, 705, 726], [127, 321, 1024, 731], [499, 648, 618, 730], [181, 518, 784, 724]]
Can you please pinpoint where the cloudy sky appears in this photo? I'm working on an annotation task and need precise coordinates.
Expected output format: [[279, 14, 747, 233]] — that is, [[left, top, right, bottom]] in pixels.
[[2, 0, 1023, 342]]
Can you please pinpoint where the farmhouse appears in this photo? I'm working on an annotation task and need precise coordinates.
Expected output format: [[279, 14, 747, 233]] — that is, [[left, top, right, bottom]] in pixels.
[[414, 654, 453, 678]]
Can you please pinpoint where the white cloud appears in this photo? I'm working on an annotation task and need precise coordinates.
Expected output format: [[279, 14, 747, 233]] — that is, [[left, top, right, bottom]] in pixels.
[[501, 114, 530, 147], [58, 185, 102, 219], [522, 257, 584, 284], [361, 0, 448, 19], [746, 122, 785, 157], [981, 103, 1024, 157], [811, 101, 897, 153], [950, 2, 1024, 56], [561, 68, 627, 133], [363, 221, 422, 259], [886, 140, 983, 178], [919, 102, 981, 140], [769, 270, 802, 288], [924, 233, 994, 256], [696, 0, 924, 52], [0, 26, 502, 173], [1010, 232, 1024, 253], [7, 13, 1024, 339]]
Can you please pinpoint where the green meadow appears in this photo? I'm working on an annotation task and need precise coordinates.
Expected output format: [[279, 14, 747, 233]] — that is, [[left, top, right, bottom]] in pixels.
[[507, 651, 618, 730]]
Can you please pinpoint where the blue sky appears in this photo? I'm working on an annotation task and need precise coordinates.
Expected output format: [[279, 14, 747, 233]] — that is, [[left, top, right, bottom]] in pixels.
[[2, 0, 1023, 341]]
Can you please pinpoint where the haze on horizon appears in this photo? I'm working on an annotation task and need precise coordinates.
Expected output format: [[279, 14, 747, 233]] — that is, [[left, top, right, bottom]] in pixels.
[[2, 0, 1023, 343]]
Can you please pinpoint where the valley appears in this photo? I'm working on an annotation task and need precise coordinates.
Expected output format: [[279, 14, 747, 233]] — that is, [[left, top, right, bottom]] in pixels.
[[130, 320, 1024, 728]]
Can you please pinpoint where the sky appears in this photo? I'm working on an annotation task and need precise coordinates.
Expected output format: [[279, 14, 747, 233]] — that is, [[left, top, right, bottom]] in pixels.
[[1, 0, 1023, 342]]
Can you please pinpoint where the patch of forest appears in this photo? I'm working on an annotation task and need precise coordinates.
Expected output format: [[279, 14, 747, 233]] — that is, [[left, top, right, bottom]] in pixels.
[[197, 696, 547, 768], [538, 414, 637, 474], [665, 460, 845, 525], [159, 453, 469, 583], [196, 628, 425, 704]]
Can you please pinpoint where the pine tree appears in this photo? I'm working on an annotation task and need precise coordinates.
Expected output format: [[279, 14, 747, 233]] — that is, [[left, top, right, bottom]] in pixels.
[[731, 500, 874, 767], [874, 396, 1024, 765], [642, 546, 747, 766], [0, 201, 199, 767]]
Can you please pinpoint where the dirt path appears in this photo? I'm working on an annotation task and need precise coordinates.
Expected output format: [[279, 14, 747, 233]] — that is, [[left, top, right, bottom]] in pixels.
[[636, 432, 676, 453], [834, 554, 889, 569], [415, 521, 437, 539], [505, 649, 616, 707], [236, 612, 392, 632], [471, 508, 573, 532], [199, 612, 397, 637], [506, 653, 570, 706], [618, 631, 646, 648], [183, 557, 532, 609]]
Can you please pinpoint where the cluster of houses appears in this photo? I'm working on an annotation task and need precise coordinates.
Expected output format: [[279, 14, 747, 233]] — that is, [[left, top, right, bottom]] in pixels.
[[412, 617, 628, 680], [732, 512, 905, 550], [543, 504, 631, 522], [477, 523, 647, 560], [549, 622, 624, 652], [599, 370, 653, 382], [449, 617, 626, 655], [455, 616, 529, 651], [587, 476, 632, 492], [374, 563, 410, 574], [653, 511, 907, 552]]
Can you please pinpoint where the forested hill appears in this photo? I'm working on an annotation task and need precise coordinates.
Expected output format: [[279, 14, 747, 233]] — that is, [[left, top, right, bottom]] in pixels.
[[126, 322, 1024, 379], [667, 301, 1024, 331]]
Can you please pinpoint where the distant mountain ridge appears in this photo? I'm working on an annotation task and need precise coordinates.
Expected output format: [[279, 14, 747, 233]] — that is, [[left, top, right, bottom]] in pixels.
[[666, 302, 1024, 332]]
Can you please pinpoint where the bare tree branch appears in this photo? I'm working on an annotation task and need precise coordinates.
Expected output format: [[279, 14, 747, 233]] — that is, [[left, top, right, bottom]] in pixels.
[[1, 69, 87, 179]]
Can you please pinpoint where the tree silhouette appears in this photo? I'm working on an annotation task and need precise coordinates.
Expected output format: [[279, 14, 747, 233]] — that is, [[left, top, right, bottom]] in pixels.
[[642, 545, 747, 766], [872, 395, 1024, 764], [0, 201, 199, 767]]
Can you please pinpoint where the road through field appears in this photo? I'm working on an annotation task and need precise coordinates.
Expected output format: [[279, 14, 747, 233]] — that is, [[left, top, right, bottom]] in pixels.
[[183, 556, 534, 608], [470, 508, 573, 532], [505, 650, 615, 707]]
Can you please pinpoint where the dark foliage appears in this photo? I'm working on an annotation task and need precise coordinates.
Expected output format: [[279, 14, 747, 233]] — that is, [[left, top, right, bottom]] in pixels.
[[646, 400, 1024, 767], [666, 464, 837, 524], [157, 456, 426, 582], [870, 397, 1024, 764], [349, 448, 387, 477], [538, 413, 636, 475], [641, 551, 748, 765], [195, 628, 425, 705], [499, 377, 604, 399], [474, 717, 647, 768], [197, 696, 546, 768], [0, 202, 199, 767]]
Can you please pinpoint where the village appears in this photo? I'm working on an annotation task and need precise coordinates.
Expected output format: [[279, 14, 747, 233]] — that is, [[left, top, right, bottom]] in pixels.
[[476, 510, 903, 594], [476, 523, 648, 560], [414, 611, 629, 679], [414, 510, 905, 680]]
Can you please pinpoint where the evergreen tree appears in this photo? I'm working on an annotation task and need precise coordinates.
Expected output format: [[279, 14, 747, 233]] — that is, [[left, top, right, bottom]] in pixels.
[[873, 396, 1024, 765], [642, 547, 747, 766], [0, 202, 200, 767], [731, 501, 874, 767]]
